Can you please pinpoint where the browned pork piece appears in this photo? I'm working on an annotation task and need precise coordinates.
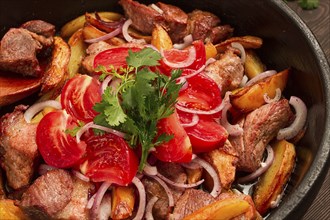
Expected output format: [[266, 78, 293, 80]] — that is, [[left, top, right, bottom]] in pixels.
[[172, 189, 216, 220], [17, 169, 73, 219], [0, 105, 40, 190], [21, 20, 55, 38], [119, 0, 233, 43], [0, 20, 55, 77], [204, 48, 244, 96], [187, 10, 233, 43], [0, 28, 43, 77], [230, 99, 294, 172], [55, 175, 94, 220], [142, 162, 187, 219]]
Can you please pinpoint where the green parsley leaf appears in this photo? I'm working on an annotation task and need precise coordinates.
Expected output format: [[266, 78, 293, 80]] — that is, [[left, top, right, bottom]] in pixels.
[[93, 47, 183, 171], [299, 0, 319, 9], [65, 121, 85, 137], [126, 47, 162, 69]]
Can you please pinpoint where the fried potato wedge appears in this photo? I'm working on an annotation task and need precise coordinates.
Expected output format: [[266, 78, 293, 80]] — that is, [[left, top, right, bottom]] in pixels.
[[61, 12, 122, 38], [0, 199, 29, 220], [203, 148, 238, 190], [82, 23, 125, 46], [40, 36, 70, 98], [205, 42, 218, 60], [244, 49, 265, 79], [151, 24, 173, 50], [216, 36, 263, 53], [253, 140, 296, 215], [111, 186, 135, 220], [183, 197, 250, 220], [68, 29, 87, 78], [230, 68, 290, 113]]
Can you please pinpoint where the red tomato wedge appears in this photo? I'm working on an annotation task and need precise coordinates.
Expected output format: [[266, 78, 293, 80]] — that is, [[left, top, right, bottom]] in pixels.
[[83, 133, 138, 186], [177, 72, 222, 112], [159, 40, 206, 75], [152, 112, 192, 162], [61, 74, 101, 122], [178, 110, 228, 153], [36, 110, 87, 168], [93, 47, 141, 72]]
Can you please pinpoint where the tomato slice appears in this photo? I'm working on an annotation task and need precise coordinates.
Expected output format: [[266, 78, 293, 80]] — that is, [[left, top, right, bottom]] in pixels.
[[83, 133, 138, 186], [61, 74, 101, 122], [152, 112, 192, 162], [36, 110, 87, 168], [93, 47, 141, 72], [177, 72, 222, 111], [178, 110, 228, 153], [159, 40, 206, 75]]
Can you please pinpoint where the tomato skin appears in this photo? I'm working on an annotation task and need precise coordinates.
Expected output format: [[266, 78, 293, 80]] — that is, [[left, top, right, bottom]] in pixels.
[[159, 40, 206, 75], [186, 119, 228, 153], [36, 110, 86, 168], [84, 133, 138, 186], [93, 47, 141, 72], [178, 72, 222, 112], [61, 74, 101, 123], [152, 112, 192, 163]]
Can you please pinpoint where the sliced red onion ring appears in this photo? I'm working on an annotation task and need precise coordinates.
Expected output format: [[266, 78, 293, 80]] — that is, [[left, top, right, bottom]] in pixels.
[[173, 34, 193, 49], [87, 193, 97, 209], [38, 164, 57, 175], [182, 64, 205, 79], [191, 156, 221, 197], [220, 92, 243, 136], [161, 46, 196, 69], [145, 44, 160, 52], [132, 176, 146, 220], [237, 145, 274, 183], [277, 96, 307, 140], [72, 170, 90, 182], [76, 122, 126, 143], [109, 78, 122, 92], [143, 163, 158, 176], [90, 182, 112, 220], [156, 172, 204, 189], [205, 57, 216, 66], [122, 19, 146, 44], [145, 196, 159, 220], [147, 175, 174, 207], [264, 88, 282, 104], [149, 4, 164, 14], [24, 100, 62, 123], [85, 26, 122, 44], [231, 42, 246, 63], [245, 70, 277, 87], [101, 75, 113, 94], [180, 114, 199, 128], [240, 75, 249, 87]]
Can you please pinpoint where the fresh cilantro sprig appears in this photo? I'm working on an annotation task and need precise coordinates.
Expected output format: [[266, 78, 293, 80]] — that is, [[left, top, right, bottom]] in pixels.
[[93, 48, 183, 171]]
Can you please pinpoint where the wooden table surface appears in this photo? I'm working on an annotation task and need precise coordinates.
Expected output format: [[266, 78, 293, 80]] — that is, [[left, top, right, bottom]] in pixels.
[[287, 0, 330, 219]]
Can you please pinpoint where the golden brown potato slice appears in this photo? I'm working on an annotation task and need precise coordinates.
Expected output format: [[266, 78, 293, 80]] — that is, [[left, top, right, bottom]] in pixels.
[[82, 23, 125, 46], [111, 186, 135, 220], [151, 24, 173, 51], [244, 49, 265, 79], [61, 12, 122, 38], [203, 148, 238, 190], [0, 199, 30, 220], [253, 140, 296, 215], [67, 29, 87, 78], [205, 42, 218, 60], [183, 197, 250, 220], [215, 36, 263, 53], [230, 68, 290, 113], [40, 36, 70, 98]]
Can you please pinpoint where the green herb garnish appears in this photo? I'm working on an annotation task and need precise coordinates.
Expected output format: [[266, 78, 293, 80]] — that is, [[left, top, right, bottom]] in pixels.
[[93, 48, 183, 171], [299, 0, 319, 9]]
